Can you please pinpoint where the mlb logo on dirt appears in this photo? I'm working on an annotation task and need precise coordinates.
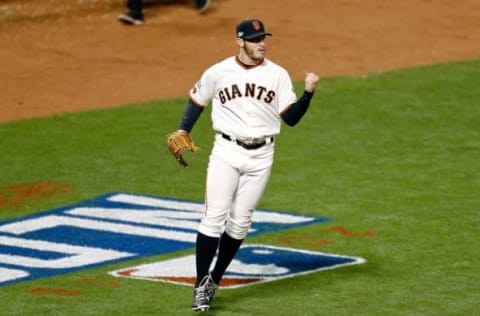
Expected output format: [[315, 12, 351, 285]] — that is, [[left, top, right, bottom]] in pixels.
[[111, 244, 365, 288]]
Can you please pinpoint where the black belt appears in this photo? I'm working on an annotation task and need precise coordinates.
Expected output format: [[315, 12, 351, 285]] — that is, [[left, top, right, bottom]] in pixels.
[[221, 133, 274, 150]]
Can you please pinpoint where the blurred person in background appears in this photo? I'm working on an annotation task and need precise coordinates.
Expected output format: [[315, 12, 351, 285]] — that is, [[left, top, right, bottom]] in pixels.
[[119, 0, 211, 25]]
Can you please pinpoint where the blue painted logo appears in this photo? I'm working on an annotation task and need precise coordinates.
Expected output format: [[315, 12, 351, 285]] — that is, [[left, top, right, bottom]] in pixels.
[[0, 193, 329, 286]]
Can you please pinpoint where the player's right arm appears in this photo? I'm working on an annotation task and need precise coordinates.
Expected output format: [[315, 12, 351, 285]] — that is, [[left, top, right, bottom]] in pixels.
[[178, 66, 217, 132], [178, 99, 204, 133]]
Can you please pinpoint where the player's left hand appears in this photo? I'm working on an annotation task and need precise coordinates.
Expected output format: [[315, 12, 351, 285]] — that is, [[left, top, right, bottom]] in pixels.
[[167, 130, 199, 168], [304, 72, 320, 92]]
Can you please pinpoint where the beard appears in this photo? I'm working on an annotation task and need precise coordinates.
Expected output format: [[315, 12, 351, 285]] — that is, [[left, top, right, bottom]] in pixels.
[[243, 45, 265, 64]]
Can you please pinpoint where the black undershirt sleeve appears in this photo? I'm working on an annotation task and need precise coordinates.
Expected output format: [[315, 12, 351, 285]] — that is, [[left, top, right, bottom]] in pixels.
[[178, 99, 205, 132], [280, 90, 314, 126]]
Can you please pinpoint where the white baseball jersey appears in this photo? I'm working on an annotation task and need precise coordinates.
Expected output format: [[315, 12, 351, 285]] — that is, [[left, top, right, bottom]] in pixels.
[[190, 56, 297, 139]]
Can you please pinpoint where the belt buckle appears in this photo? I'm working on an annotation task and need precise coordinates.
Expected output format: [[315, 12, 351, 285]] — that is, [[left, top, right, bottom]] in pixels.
[[243, 137, 257, 145], [241, 136, 264, 145]]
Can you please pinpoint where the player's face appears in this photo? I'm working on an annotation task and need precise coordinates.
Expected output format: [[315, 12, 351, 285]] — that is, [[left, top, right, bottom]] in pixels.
[[241, 36, 267, 63]]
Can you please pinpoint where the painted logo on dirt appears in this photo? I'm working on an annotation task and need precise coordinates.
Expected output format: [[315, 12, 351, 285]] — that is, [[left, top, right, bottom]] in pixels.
[[0, 193, 330, 287], [111, 245, 365, 288]]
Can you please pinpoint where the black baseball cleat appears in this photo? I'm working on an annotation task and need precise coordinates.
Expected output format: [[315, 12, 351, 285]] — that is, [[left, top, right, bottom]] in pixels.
[[196, 0, 211, 13], [118, 11, 144, 25], [191, 274, 218, 312]]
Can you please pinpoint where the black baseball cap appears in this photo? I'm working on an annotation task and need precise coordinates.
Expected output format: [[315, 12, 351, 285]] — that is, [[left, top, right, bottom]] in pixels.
[[236, 19, 272, 40]]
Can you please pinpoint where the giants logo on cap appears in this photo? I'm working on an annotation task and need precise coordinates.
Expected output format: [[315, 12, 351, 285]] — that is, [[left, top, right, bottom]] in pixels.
[[252, 20, 261, 31]]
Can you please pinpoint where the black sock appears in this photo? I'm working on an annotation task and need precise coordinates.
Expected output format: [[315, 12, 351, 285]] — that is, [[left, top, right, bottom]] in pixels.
[[195, 232, 219, 287], [211, 232, 244, 285]]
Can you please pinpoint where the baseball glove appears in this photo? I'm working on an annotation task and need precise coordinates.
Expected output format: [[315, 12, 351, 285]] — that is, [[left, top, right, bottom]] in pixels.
[[167, 130, 199, 168]]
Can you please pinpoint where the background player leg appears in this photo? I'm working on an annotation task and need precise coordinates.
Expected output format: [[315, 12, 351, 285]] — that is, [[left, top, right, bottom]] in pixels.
[[118, 0, 144, 25]]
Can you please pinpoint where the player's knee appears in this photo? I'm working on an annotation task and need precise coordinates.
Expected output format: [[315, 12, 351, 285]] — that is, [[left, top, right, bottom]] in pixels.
[[198, 214, 226, 237], [198, 223, 223, 238], [198, 204, 230, 237], [226, 220, 251, 240]]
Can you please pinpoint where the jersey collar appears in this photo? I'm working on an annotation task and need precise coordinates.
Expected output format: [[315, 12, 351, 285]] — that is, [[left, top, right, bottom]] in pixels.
[[235, 56, 264, 69]]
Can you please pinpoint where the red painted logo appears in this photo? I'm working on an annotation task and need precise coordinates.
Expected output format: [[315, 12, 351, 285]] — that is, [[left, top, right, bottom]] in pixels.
[[0, 182, 73, 211]]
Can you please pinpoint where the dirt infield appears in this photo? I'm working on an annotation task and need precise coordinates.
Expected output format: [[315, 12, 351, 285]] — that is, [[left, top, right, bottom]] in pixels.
[[1, 0, 479, 123]]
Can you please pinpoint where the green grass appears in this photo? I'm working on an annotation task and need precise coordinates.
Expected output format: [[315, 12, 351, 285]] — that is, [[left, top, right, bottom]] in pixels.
[[1, 59, 479, 315]]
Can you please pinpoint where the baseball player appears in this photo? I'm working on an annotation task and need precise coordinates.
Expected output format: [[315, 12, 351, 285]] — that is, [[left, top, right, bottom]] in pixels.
[[168, 18, 319, 312]]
